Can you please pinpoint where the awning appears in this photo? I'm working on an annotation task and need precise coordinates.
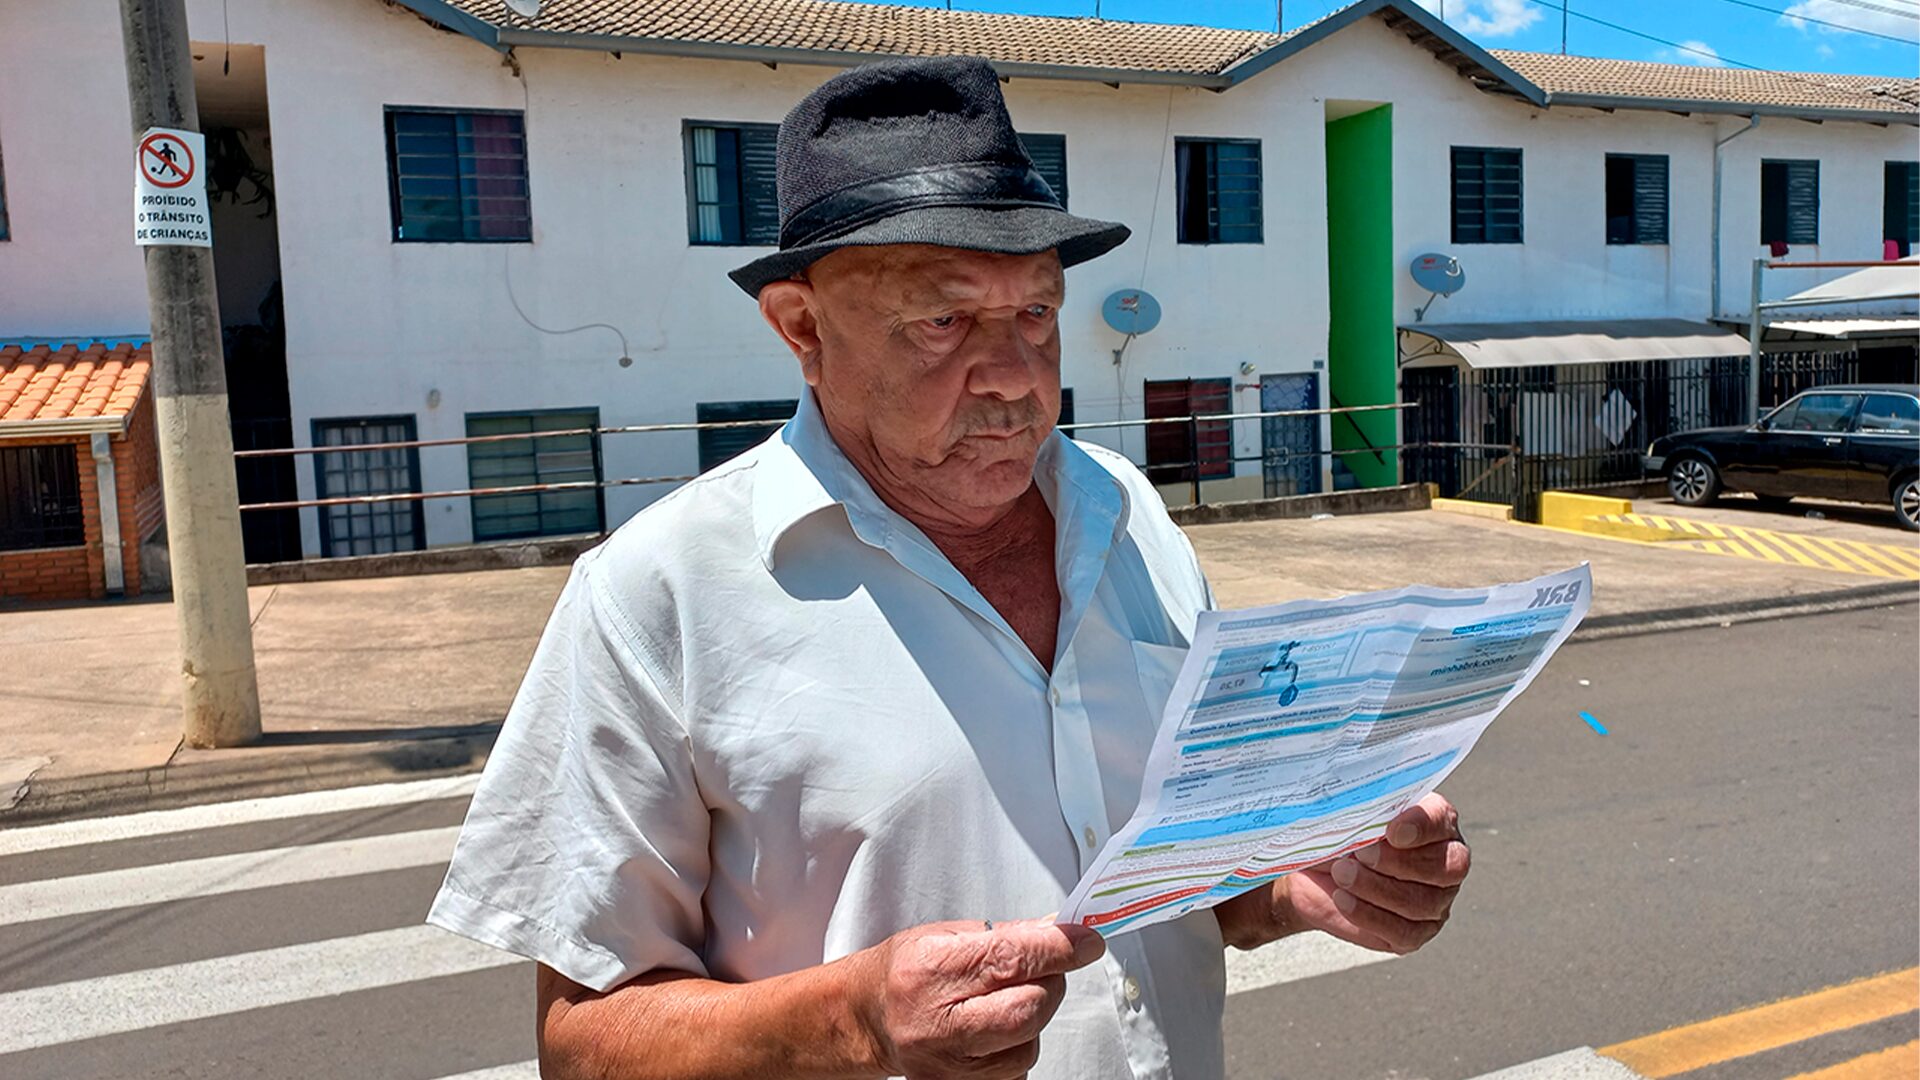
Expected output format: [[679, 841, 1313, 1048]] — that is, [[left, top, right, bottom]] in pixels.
[[1777, 260, 1920, 306], [1398, 319, 1750, 369], [1768, 317, 1920, 339]]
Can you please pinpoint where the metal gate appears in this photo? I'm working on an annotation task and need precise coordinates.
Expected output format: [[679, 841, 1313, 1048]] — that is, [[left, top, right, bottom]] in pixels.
[[1260, 372, 1323, 497]]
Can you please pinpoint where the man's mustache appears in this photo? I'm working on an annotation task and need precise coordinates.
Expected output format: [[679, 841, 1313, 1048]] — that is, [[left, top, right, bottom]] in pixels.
[[951, 398, 1049, 438]]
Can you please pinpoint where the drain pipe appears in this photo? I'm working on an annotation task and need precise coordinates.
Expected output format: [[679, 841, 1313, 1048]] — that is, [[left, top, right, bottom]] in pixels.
[[1711, 115, 1762, 320]]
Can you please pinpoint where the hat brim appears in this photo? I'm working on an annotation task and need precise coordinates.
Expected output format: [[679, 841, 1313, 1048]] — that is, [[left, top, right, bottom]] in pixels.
[[727, 205, 1131, 297]]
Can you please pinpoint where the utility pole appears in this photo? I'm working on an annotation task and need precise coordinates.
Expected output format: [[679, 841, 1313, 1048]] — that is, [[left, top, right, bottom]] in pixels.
[[119, 0, 263, 747], [1560, 0, 1569, 54]]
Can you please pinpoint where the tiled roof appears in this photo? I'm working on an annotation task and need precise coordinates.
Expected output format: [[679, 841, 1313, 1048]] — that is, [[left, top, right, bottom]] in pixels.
[[446, 0, 1277, 74], [1491, 50, 1920, 117], [0, 342, 153, 426]]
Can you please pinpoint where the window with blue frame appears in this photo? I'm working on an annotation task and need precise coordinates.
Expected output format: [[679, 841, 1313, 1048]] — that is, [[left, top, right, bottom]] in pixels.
[[1886, 161, 1918, 257], [385, 108, 530, 242], [1176, 139, 1262, 244], [1605, 153, 1668, 245], [0, 136, 11, 241], [1452, 146, 1523, 244], [685, 122, 780, 246], [466, 409, 604, 541], [1761, 159, 1819, 246], [1019, 133, 1069, 209]]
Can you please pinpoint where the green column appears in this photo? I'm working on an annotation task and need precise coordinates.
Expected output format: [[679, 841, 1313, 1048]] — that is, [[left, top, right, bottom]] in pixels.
[[1325, 106, 1397, 489]]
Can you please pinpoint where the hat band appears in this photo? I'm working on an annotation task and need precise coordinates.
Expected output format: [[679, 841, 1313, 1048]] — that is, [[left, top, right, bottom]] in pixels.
[[779, 163, 1061, 250]]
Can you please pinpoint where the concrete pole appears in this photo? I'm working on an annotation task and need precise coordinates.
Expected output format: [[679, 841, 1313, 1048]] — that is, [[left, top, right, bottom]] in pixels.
[[1747, 257, 1767, 424], [119, 0, 263, 747]]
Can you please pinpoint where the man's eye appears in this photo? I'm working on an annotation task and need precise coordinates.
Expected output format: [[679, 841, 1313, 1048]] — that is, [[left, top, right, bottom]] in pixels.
[[1026, 304, 1054, 318], [927, 315, 961, 329]]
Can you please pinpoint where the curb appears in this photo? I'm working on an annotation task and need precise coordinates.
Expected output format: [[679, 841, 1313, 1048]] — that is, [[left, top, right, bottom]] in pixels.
[[1573, 578, 1917, 641], [0, 725, 498, 827], [3, 582, 1912, 827]]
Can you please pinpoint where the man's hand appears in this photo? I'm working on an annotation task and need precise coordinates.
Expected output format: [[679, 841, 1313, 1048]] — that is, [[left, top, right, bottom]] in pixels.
[[1215, 792, 1470, 955], [855, 917, 1106, 1080]]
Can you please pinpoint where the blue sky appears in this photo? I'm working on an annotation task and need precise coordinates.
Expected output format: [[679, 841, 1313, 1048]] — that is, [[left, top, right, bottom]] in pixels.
[[949, 0, 1920, 77]]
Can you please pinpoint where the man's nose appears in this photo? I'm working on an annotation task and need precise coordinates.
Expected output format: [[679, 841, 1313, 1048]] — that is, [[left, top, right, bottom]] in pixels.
[[962, 316, 1045, 402]]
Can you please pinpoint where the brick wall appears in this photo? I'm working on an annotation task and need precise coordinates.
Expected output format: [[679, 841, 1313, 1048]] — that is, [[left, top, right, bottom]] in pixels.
[[0, 402, 164, 602]]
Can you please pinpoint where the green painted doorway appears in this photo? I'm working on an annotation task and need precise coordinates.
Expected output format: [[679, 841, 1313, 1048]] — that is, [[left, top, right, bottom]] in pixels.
[[1325, 105, 1396, 489]]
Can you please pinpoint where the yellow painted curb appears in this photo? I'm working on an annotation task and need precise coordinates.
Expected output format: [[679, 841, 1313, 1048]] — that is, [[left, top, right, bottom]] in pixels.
[[1540, 491, 1633, 531], [1431, 498, 1513, 522]]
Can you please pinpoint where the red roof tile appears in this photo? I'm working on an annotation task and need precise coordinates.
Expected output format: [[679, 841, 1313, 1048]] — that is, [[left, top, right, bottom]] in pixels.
[[0, 342, 153, 425]]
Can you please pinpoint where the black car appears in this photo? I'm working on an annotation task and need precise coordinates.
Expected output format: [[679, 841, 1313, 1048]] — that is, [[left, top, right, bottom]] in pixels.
[[1644, 384, 1920, 531]]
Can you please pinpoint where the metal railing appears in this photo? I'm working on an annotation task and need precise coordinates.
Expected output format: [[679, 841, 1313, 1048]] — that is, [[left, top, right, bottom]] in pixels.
[[231, 403, 1427, 531]]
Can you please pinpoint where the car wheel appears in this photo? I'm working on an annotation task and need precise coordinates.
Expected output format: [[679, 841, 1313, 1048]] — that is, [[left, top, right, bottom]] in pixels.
[[1668, 457, 1721, 506], [1895, 476, 1920, 532]]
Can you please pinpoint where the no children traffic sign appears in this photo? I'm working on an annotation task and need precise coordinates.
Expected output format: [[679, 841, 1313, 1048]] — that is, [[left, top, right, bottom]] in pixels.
[[134, 127, 211, 248]]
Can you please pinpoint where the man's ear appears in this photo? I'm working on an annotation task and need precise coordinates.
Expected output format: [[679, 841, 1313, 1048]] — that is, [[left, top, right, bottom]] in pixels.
[[758, 279, 825, 386]]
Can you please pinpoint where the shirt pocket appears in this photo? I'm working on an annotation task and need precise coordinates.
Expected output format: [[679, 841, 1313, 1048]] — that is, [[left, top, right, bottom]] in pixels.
[[1129, 639, 1189, 726]]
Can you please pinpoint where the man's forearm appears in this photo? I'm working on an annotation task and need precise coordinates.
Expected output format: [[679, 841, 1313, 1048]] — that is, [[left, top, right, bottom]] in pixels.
[[538, 953, 888, 1080]]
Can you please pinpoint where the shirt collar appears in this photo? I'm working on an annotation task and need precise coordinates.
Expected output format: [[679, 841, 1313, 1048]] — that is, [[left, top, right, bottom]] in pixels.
[[751, 387, 1132, 572]]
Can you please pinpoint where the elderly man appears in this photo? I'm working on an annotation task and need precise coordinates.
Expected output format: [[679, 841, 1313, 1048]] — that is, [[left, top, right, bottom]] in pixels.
[[429, 56, 1470, 1079]]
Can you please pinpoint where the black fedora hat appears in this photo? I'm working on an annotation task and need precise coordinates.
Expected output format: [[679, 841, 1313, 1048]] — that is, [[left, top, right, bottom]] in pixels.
[[728, 56, 1131, 297]]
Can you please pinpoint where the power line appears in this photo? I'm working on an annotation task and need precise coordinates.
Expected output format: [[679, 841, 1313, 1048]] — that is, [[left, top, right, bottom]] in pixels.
[[1525, 0, 1772, 69], [1825, 0, 1920, 17], [1710, 0, 1920, 47]]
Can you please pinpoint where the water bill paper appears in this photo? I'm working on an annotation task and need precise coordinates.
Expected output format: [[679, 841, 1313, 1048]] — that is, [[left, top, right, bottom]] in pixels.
[[1061, 564, 1592, 937]]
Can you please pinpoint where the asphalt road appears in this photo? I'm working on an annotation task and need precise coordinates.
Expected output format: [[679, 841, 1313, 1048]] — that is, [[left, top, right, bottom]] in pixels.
[[0, 606, 1914, 1080]]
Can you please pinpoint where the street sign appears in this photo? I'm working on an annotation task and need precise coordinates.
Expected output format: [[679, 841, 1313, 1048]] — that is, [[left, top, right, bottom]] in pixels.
[[133, 126, 210, 247]]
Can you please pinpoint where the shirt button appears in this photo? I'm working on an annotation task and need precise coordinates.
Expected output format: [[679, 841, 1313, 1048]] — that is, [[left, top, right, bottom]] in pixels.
[[1083, 825, 1098, 850], [1123, 976, 1142, 1003], [1049, 686, 1062, 705]]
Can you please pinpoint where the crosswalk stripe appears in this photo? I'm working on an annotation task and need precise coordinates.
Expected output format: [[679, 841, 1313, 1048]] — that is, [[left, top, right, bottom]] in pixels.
[[0, 774, 481, 858], [430, 1063, 542, 1080], [1782, 1039, 1920, 1080], [1465, 1047, 1648, 1079], [1223, 931, 1393, 994], [0, 825, 461, 924], [0, 924, 518, 1055]]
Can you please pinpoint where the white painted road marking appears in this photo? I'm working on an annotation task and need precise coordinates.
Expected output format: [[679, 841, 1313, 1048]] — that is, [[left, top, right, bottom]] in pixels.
[[1223, 931, 1394, 994], [430, 1063, 543, 1080], [0, 774, 481, 857], [0, 923, 519, 1055], [0, 825, 462, 924], [1465, 1047, 1649, 1079]]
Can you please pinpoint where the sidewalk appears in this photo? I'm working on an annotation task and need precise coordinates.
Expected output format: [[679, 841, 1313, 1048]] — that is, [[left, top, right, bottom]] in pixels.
[[3, 506, 1912, 823]]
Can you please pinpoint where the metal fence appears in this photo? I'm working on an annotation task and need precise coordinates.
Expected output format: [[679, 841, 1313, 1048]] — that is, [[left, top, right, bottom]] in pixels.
[[1404, 350, 1860, 520], [231, 403, 1440, 560]]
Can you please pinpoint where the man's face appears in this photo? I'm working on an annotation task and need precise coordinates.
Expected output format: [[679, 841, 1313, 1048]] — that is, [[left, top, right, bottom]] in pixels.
[[759, 245, 1066, 527]]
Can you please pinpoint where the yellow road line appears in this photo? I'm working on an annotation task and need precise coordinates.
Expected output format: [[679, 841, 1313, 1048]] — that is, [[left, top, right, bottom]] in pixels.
[[1783, 1039, 1920, 1080], [1598, 968, 1920, 1078], [1726, 526, 1791, 564], [1828, 539, 1920, 579], [1767, 529, 1869, 575], [1800, 534, 1913, 578]]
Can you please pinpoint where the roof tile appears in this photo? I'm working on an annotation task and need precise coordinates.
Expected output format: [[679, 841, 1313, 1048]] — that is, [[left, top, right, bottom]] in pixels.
[[1491, 50, 1919, 116], [0, 343, 153, 426]]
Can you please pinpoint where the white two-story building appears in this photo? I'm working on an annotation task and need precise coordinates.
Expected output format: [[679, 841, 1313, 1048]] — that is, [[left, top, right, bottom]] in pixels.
[[2, 0, 1914, 568]]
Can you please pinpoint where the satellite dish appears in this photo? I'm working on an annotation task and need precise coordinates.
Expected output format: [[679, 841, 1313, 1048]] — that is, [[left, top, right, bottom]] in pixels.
[[504, 0, 542, 18], [1101, 289, 1162, 337], [1409, 253, 1465, 322], [1410, 253, 1466, 296]]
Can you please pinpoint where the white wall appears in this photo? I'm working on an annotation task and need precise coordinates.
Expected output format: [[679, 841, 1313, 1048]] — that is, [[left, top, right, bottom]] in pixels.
[[0, 0, 150, 338], [2, 0, 1909, 554]]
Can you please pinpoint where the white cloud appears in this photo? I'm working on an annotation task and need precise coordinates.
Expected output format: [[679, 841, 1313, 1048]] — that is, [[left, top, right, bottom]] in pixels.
[[1411, 0, 1543, 38], [1780, 0, 1920, 44], [1653, 39, 1728, 66]]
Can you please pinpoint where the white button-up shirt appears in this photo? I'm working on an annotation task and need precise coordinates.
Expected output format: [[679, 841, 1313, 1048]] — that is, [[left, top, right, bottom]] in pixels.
[[429, 390, 1228, 1079]]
